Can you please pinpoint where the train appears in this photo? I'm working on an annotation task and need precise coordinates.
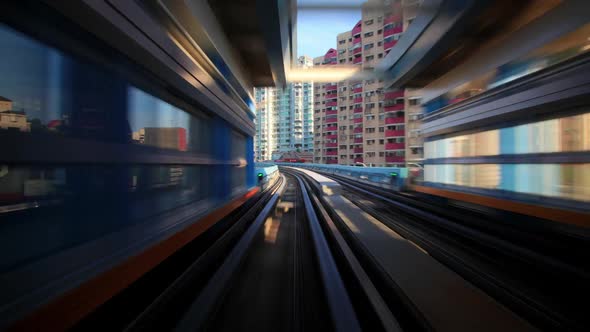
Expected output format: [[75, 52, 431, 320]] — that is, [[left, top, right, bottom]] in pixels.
[[376, 0, 590, 227], [0, 0, 295, 330]]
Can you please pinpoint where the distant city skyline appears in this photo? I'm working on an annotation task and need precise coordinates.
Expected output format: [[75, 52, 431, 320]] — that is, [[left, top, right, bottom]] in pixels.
[[297, 0, 362, 58]]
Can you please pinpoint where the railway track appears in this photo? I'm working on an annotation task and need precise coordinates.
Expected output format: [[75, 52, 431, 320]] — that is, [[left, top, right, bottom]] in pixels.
[[74, 171, 405, 331], [312, 171, 589, 332]]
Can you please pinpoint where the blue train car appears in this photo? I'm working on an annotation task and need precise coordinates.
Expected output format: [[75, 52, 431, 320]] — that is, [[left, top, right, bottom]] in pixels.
[[0, 0, 294, 329]]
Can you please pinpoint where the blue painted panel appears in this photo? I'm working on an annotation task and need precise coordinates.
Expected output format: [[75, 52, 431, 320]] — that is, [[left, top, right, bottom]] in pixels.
[[246, 136, 255, 187], [211, 117, 231, 199]]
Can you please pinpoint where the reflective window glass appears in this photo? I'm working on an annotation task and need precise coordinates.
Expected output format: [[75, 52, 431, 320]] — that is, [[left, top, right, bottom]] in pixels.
[[0, 23, 211, 154], [424, 164, 590, 202], [424, 112, 590, 159], [423, 23, 590, 114]]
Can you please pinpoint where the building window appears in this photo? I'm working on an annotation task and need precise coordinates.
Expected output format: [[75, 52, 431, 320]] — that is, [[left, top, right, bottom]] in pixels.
[[378, 53, 383, 59], [379, 127, 384, 133], [364, 31, 374, 38], [364, 19, 374, 25], [364, 43, 374, 50], [365, 55, 374, 61], [378, 41, 382, 46], [377, 29, 382, 34], [365, 128, 375, 133], [409, 97, 422, 106], [339, 39, 346, 45]]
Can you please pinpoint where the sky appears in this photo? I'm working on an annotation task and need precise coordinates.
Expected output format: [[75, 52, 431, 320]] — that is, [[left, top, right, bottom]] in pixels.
[[297, 1, 362, 58]]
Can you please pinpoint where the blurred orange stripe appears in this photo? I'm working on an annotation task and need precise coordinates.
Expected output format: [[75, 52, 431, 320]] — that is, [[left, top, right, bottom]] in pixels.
[[410, 185, 589, 227]]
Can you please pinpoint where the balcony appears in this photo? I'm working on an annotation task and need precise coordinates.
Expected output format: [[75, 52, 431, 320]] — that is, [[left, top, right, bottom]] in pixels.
[[325, 134, 338, 140], [353, 117, 363, 124], [353, 47, 362, 55], [326, 118, 337, 123], [353, 148, 363, 153], [325, 84, 337, 90], [353, 127, 363, 133], [354, 137, 363, 143], [326, 150, 338, 156], [323, 59, 337, 66], [385, 142, 405, 150], [384, 104, 404, 112], [353, 37, 361, 44], [352, 22, 362, 35], [327, 159, 339, 164], [353, 57, 362, 64], [326, 110, 338, 115], [385, 156, 404, 163], [354, 108, 363, 113], [384, 40, 397, 50], [383, 14, 401, 25], [326, 93, 337, 99], [354, 157, 364, 163], [383, 26, 402, 38], [353, 87, 363, 93], [384, 90, 404, 100], [353, 97, 363, 103], [326, 142, 338, 148], [326, 101, 337, 107], [385, 129, 404, 137], [385, 116, 404, 124]]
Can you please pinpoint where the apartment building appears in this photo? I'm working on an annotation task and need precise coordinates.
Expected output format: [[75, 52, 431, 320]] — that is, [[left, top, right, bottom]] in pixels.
[[313, 0, 424, 167], [254, 56, 314, 161], [402, 0, 424, 165]]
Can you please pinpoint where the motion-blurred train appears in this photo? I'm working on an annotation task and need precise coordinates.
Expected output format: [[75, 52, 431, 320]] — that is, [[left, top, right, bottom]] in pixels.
[[0, 0, 295, 330], [377, 0, 590, 227]]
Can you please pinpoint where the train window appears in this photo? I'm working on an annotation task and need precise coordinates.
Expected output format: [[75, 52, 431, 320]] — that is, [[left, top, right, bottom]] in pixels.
[[0, 164, 213, 272], [424, 112, 590, 159], [0, 23, 211, 154], [424, 164, 590, 203], [423, 23, 590, 114]]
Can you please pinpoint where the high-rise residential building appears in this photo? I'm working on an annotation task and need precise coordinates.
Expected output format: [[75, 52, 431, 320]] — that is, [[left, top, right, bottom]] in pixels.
[[402, 0, 424, 165], [254, 56, 314, 161], [313, 0, 423, 167]]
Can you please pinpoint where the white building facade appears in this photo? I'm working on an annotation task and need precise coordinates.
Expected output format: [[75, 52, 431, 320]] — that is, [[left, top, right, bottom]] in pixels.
[[254, 56, 314, 161]]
